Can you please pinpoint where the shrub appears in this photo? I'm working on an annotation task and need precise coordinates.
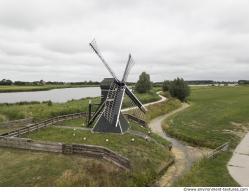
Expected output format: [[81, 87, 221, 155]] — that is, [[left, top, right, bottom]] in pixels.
[[169, 77, 190, 102], [135, 72, 152, 93], [47, 100, 53, 106], [162, 80, 170, 92]]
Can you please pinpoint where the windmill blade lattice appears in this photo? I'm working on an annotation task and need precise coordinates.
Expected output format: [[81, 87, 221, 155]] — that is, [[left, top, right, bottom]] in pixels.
[[90, 39, 119, 81], [103, 81, 118, 123], [122, 54, 134, 83]]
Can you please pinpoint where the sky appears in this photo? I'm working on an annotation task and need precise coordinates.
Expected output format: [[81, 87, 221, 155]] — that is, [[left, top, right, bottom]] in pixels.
[[0, 0, 248, 82]]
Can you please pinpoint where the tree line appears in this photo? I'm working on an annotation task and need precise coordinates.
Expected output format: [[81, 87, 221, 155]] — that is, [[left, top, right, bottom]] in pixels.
[[0, 79, 100, 86], [134, 72, 190, 102], [238, 80, 249, 85]]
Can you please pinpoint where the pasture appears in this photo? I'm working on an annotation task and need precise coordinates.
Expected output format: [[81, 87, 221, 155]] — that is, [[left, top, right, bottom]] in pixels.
[[163, 86, 249, 148], [163, 86, 249, 186]]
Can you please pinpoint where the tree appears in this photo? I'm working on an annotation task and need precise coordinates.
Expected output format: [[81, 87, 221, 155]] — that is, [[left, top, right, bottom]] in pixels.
[[135, 72, 152, 93], [162, 80, 170, 92], [238, 80, 249, 85], [0, 79, 13, 85], [169, 77, 190, 102]]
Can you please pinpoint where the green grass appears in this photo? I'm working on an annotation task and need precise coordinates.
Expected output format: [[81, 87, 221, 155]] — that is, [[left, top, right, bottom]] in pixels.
[[129, 122, 170, 147], [122, 90, 160, 108], [174, 152, 239, 187], [0, 97, 100, 122], [126, 98, 181, 123], [58, 97, 180, 148], [163, 86, 249, 149], [145, 99, 181, 121], [56, 117, 87, 127], [0, 84, 98, 93], [162, 86, 249, 186], [17, 123, 172, 186], [127, 98, 182, 148], [0, 147, 125, 186]]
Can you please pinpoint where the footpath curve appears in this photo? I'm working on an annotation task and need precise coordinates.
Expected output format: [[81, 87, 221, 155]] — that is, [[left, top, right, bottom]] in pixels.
[[121, 91, 166, 113], [148, 94, 209, 186]]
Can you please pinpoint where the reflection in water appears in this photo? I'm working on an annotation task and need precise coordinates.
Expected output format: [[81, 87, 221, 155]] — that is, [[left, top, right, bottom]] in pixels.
[[0, 87, 100, 103]]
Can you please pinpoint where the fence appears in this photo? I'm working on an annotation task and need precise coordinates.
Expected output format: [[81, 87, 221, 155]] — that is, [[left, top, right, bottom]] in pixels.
[[0, 136, 130, 170], [0, 118, 33, 129], [0, 136, 63, 153], [62, 144, 130, 169], [0, 112, 88, 137], [207, 142, 229, 159], [0, 112, 136, 170], [124, 113, 147, 127], [0, 112, 147, 137]]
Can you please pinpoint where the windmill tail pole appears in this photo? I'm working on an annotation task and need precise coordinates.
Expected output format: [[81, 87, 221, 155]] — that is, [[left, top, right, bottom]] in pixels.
[[88, 99, 92, 126]]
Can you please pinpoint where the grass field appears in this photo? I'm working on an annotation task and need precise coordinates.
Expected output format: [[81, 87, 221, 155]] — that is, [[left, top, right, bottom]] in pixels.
[[0, 123, 172, 186], [122, 89, 161, 108], [174, 152, 239, 187], [0, 84, 98, 93], [163, 86, 249, 148], [162, 86, 249, 186], [56, 117, 87, 127], [145, 98, 181, 121], [0, 147, 122, 186]]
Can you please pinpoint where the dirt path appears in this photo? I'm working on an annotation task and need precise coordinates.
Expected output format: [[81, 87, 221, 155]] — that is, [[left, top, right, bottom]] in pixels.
[[149, 99, 210, 186]]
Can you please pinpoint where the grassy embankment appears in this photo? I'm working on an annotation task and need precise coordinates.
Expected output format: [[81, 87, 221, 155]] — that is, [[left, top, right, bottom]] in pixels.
[[162, 86, 249, 186], [0, 87, 183, 186], [0, 90, 182, 186], [0, 84, 98, 93], [0, 123, 172, 186]]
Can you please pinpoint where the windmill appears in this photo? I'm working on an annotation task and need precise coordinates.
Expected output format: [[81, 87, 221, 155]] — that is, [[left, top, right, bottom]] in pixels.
[[88, 39, 147, 133]]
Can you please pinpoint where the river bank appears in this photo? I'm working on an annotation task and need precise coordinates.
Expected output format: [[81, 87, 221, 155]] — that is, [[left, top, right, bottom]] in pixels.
[[0, 84, 99, 93]]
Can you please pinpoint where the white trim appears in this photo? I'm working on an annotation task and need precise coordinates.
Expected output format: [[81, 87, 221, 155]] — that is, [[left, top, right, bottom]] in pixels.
[[119, 120, 123, 134], [115, 87, 125, 127], [92, 106, 105, 132]]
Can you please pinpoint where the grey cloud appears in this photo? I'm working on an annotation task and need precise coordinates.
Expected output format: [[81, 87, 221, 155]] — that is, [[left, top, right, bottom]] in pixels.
[[0, 0, 249, 82]]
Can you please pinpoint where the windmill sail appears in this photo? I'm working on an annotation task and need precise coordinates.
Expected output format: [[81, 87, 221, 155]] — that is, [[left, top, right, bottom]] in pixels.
[[125, 85, 147, 113], [122, 54, 134, 83], [89, 39, 119, 82]]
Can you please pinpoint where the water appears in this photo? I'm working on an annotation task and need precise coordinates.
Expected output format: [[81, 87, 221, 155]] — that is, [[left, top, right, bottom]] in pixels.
[[0, 87, 100, 103]]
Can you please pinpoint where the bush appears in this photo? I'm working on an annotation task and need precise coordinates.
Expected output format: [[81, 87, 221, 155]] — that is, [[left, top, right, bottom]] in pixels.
[[135, 72, 152, 93], [47, 100, 53, 106], [169, 78, 190, 102], [0, 114, 7, 122], [162, 80, 170, 92]]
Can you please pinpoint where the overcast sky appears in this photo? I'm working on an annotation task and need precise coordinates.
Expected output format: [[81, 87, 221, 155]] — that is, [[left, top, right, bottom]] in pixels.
[[0, 0, 248, 82]]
